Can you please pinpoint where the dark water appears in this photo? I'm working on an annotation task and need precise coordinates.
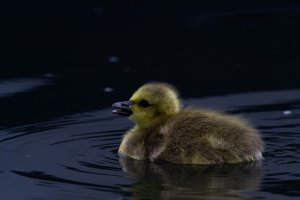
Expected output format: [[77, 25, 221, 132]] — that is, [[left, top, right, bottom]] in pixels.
[[0, 77, 300, 200]]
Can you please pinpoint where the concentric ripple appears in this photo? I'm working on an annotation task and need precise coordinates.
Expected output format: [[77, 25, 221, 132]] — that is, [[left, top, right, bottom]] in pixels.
[[0, 90, 300, 199]]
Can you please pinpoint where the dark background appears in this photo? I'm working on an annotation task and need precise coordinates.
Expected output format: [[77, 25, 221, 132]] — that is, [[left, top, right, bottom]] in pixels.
[[1, 0, 300, 126], [1, 1, 300, 89]]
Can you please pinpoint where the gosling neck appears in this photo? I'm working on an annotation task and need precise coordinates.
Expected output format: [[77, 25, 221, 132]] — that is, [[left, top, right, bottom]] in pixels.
[[134, 113, 175, 130]]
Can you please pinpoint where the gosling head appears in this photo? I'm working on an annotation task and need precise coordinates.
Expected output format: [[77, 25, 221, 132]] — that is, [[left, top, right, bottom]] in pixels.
[[112, 82, 181, 128]]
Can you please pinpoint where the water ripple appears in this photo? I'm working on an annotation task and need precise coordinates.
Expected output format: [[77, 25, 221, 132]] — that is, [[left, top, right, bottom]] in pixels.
[[0, 89, 300, 199]]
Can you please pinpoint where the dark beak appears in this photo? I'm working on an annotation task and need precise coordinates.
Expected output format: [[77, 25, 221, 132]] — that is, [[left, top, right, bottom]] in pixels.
[[112, 100, 133, 116]]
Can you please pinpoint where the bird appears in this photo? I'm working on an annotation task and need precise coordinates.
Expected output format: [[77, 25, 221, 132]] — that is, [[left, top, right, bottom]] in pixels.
[[112, 82, 264, 164]]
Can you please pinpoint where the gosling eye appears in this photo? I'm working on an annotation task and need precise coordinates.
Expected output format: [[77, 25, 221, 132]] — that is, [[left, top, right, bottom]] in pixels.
[[138, 99, 151, 108]]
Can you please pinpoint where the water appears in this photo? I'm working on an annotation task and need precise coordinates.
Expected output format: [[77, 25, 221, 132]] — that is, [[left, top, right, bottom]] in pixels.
[[0, 77, 300, 200]]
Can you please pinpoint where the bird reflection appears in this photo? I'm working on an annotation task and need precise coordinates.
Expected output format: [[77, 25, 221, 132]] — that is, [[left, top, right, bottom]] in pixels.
[[119, 156, 263, 200]]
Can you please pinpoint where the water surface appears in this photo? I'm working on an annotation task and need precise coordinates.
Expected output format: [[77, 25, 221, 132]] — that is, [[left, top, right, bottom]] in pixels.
[[0, 78, 300, 199]]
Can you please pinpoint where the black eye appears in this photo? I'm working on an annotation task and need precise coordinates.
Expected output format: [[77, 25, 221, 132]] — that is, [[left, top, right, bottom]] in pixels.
[[139, 99, 150, 108]]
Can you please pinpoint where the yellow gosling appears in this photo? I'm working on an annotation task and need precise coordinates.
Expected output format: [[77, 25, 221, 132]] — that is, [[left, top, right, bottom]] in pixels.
[[112, 82, 264, 164]]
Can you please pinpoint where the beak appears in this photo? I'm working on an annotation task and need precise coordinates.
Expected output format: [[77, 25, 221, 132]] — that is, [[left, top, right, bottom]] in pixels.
[[112, 100, 133, 116]]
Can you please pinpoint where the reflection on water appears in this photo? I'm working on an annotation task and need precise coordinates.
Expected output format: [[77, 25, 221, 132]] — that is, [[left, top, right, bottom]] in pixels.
[[0, 78, 50, 97], [0, 78, 300, 199], [120, 157, 262, 200]]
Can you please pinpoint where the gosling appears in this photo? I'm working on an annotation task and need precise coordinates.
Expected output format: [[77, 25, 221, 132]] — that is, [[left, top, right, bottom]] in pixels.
[[112, 82, 264, 164]]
